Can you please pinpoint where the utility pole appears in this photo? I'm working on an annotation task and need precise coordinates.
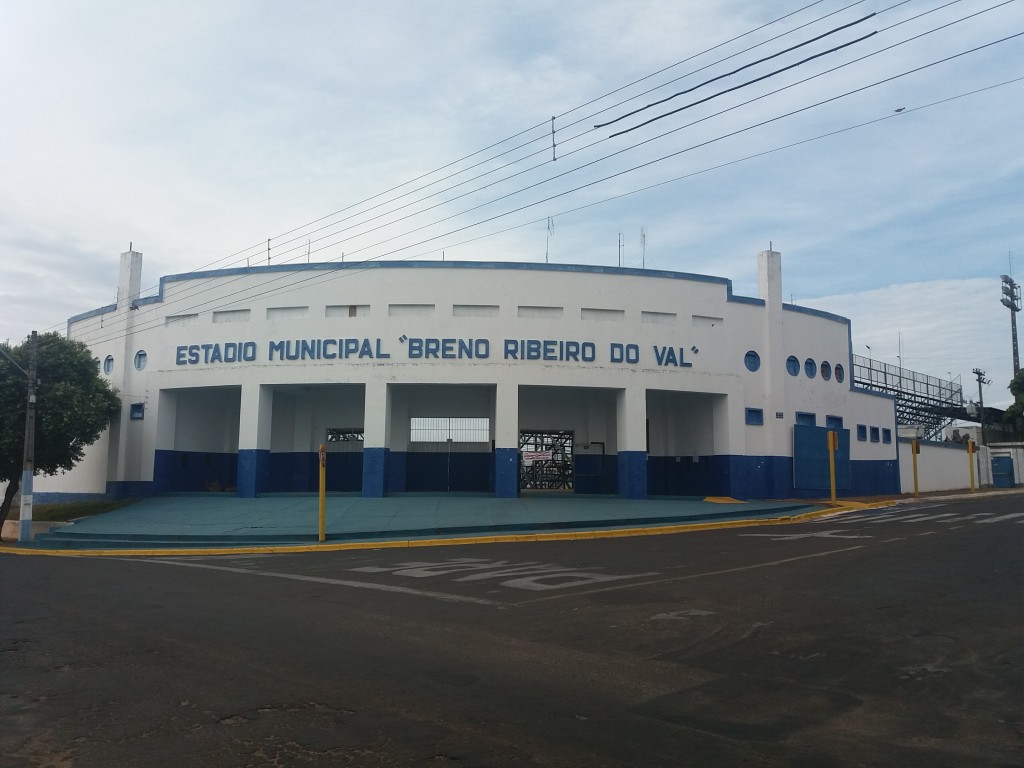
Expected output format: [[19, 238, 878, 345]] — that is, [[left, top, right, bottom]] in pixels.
[[973, 367, 990, 446], [19, 331, 38, 542], [1001, 274, 1021, 374]]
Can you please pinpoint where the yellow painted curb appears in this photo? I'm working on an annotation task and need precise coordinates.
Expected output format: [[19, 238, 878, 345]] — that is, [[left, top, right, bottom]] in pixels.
[[0, 502, 894, 558]]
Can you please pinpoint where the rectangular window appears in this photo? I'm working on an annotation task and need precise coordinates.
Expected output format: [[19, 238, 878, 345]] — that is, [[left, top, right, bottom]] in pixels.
[[326, 428, 364, 442], [212, 309, 250, 323], [129, 403, 145, 420], [882, 428, 892, 444], [518, 305, 563, 319], [165, 313, 198, 327], [870, 426, 880, 443], [389, 303, 434, 317], [453, 304, 499, 318], [325, 304, 370, 318], [581, 308, 625, 322], [825, 415, 844, 430], [266, 306, 309, 321], [745, 408, 764, 426], [795, 412, 816, 426], [410, 417, 490, 443], [641, 311, 676, 325], [857, 424, 868, 441]]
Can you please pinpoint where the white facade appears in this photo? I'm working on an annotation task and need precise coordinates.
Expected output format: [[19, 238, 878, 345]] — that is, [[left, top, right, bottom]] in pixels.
[[36, 249, 900, 501]]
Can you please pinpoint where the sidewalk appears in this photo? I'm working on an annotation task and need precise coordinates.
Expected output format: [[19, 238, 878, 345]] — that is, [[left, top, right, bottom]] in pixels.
[[4, 493, 830, 554], [8, 487, 1019, 556]]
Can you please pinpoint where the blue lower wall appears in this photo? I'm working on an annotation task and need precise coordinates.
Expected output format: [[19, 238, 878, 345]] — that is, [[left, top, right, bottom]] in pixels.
[[648, 455, 897, 499], [106, 480, 155, 498], [266, 452, 363, 492], [617, 451, 648, 499], [574, 454, 617, 494], [140, 449, 903, 501], [154, 450, 239, 494], [495, 448, 519, 498], [34, 491, 111, 504], [362, 447, 389, 497], [849, 459, 900, 496], [402, 452, 494, 493]]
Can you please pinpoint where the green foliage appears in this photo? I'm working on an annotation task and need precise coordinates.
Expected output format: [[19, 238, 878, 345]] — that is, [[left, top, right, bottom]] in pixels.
[[1005, 369, 1024, 423], [0, 333, 120, 484]]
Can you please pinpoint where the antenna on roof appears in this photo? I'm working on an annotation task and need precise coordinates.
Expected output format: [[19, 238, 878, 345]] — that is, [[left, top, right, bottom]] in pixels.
[[640, 227, 647, 269], [618, 232, 624, 267], [267, 238, 271, 266], [545, 217, 554, 263]]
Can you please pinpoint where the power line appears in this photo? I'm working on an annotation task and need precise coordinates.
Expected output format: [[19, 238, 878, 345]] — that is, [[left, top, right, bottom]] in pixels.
[[41, 1, 838, 340], [75, 67, 1023, 350], [595, 11, 878, 129], [54, 2, 1016, 342]]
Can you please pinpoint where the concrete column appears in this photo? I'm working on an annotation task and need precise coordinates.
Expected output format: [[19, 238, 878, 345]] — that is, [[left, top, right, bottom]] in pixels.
[[494, 381, 520, 497], [237, 383, 273, 497], [616, 387, 648, 499], [362, 382, 391, 497], [151, 390, 177, 494], [758, 249, 787, 454]]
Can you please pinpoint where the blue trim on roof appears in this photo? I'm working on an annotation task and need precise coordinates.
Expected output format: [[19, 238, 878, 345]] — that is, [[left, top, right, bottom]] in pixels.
[[67, 303, 117, 335], [149, 260, 767, 307], [782, 302, 850, 325]]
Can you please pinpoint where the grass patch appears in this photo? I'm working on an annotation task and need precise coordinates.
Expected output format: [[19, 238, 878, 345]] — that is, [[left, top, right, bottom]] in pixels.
[[13, 499, 133, 523]]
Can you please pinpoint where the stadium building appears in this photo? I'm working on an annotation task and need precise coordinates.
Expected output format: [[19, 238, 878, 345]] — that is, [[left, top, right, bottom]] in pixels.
[[36, 248, 900, 502]]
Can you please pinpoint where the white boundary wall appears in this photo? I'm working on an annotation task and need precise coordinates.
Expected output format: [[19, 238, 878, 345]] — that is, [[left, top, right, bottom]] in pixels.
[[898, 439, 992, 493]]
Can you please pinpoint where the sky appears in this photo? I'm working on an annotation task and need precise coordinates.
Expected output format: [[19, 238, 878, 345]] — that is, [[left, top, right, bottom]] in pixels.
[[1, 0, 1021, 406]]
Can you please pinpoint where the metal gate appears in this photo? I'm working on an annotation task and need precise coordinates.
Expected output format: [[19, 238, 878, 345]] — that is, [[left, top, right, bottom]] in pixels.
[[519, 430, 574, 490]]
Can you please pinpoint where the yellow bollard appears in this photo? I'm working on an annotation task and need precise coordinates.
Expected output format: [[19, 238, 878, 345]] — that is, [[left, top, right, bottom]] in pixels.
[[318, 443, 327, 542], [911, 439, 920, 497], [967, 439, 976, 492], [827, 430, 838, 505]]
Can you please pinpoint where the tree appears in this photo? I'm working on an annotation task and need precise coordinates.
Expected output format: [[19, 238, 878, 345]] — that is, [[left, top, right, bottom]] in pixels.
[[0, 333, 120, 535], [1004, 369, 1024, 431]]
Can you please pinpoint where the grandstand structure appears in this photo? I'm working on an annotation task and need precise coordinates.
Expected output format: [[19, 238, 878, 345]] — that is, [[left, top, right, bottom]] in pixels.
[[852, 355, 964, 440]]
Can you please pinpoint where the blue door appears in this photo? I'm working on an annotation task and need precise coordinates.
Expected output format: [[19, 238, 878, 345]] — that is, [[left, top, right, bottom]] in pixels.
[[991, 456, 1016, 488]]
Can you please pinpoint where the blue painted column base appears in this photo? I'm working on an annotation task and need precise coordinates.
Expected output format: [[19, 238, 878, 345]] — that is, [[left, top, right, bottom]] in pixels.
[[237, 449, 270, 498], [494, 448, 519, 498], [617, 451, 648, 499], [363, 447, 389, 498]]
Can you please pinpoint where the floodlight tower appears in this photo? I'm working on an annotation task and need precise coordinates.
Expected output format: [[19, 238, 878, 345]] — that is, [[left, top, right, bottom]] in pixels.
[[1001, 274, 1021, 374]]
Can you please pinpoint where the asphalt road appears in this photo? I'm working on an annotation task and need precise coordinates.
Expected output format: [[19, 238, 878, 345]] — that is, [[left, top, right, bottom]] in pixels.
[[2, 495, 1022, 767]]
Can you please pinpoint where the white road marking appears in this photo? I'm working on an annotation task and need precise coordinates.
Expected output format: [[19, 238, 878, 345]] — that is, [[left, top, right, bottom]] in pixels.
[[975, 512, 1024, 524], [515, 545, 868, 605], [650, 609, 715, 620], [739, 530, 872, 541], [882, 537, 905, 542], [140, 559, 504, 606], [896, 513, 960, 523], [916, 531, 938, 536], [864, 514, 944, 524], [349, 558, 657, 591]]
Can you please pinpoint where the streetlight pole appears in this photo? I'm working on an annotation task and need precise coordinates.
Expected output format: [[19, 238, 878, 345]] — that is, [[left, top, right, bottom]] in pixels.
[[973, 367, 990, 446], [17, 332, 38, 542], [1001, 275, 1021, 374]]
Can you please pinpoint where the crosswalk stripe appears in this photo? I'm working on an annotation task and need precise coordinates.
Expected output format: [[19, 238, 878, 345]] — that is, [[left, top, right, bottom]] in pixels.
[[974, 512, 1024, 524], [895, 513, 960, 523]]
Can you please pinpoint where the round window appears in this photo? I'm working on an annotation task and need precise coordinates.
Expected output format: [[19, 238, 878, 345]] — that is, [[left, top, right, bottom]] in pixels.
[[804, 358, 817, 378], [134, 350, 148, 371], [820, 361, 832, 381], [744, 351, 761, 372], [103, 355, 114, 375], [786, 356, 800, 376], [835, 363, 845, 383]]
